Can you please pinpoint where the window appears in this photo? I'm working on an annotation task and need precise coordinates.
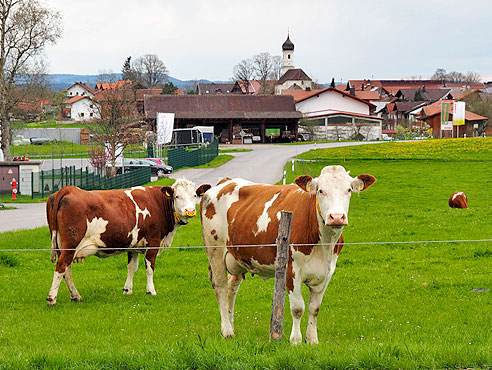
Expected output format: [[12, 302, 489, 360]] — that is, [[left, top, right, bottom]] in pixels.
[[69, 91, 73, 96], [89, 104, 93, 108], [80, 112, 84, 117], [288, 54, 290, 59], [89, 113, 93, 117]]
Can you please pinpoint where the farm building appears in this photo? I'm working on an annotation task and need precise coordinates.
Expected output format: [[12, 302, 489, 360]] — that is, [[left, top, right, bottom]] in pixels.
[[285, 87, 383, 140], [144, 95, 302, 143], [418, 100, 488, 138]]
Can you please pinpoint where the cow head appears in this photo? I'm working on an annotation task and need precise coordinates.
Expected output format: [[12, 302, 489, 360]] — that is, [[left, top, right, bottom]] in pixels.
[[162, 179, 211, 225], [295, 165, 376, 227]]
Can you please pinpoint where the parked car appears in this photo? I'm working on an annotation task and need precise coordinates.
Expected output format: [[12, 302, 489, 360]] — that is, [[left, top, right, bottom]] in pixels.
[[30, 137, 50, 145], [121, 158, 173, 176], [145, 158, 165, 165]]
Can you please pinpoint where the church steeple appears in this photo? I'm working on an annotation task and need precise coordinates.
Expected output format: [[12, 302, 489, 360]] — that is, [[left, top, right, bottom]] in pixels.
[[281, 33, 294, 76]]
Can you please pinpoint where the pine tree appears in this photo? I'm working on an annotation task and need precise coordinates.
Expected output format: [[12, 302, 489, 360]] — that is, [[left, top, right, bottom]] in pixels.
[[330, 78, 336, 88], [122, 56, 133, 81]]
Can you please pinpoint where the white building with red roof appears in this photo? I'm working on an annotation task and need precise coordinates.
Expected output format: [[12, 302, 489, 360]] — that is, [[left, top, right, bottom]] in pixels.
[[62, 96, 99, 121], [66, 82, 96, 98], [285, 87, 383, 140]]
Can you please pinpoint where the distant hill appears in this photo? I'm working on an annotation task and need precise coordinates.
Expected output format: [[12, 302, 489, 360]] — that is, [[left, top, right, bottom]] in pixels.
[[48, 74, 226, 92]]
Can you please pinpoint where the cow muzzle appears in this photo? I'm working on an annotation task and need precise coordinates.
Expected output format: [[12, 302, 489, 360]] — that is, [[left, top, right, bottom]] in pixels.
[[327, 213, 347, 226], [185, 208, 196, 217]]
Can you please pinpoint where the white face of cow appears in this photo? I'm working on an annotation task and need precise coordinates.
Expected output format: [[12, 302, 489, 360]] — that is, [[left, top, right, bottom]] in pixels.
[[295, 165, 376, 227], [162, 179, 211, 225]]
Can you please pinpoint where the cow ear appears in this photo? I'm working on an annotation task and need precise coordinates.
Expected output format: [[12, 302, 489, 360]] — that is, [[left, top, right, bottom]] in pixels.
[[295, 175, 317, 194], [352, 174, 376, 192], [196, 184, 211, 196], [161, 186, 174, 198]]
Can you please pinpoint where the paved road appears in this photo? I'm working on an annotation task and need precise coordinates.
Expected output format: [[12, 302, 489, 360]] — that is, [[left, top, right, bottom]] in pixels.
[[0, 141, 380, 232]]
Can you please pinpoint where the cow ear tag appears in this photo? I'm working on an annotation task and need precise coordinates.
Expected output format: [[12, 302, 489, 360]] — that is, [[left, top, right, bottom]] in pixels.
[[359, 184, 364, 191], [165, 191, 171, 197], [200, 192, 204, 196], [306, 184, 311, 192]]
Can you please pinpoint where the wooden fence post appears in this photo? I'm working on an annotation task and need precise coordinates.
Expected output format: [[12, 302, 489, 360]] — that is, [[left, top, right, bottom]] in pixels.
[[270, 210, 293, 342]]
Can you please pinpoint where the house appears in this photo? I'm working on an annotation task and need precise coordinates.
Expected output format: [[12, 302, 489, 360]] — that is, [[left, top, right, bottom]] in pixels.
[[275, 68, 313, 95], [196, 83, 235, 95], [418, 100, 487, 138], [66, 82, 96, 98], [285, 87, 383, 140], [394, 88, 451, 102], [62, 96, 98, 121], [144, 95, 302, 143]]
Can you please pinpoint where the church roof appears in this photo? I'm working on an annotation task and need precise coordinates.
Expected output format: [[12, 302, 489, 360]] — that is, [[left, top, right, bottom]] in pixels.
[[282, 35, 294, 51], [278, 68, 312, 85]]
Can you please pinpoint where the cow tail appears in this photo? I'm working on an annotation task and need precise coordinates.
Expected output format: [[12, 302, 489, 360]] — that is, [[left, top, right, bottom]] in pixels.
[[49, 186, 72, 263]]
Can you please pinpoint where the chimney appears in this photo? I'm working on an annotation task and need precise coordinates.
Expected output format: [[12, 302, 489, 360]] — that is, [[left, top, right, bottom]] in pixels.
[[349, 87, 355, 96], [422, 85, 426, 92]]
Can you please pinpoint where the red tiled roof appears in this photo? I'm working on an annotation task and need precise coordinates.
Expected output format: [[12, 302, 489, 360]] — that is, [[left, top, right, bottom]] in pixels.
[[282, 89, 323, 102], [353, 90, 380, 101], [95, 80, 131, 91], [294, 87, 376, 109], [63, 96, 91, 105], [174, 89, 184, 95], [135, 88, 162, 100], [278, 68, 312, 85]]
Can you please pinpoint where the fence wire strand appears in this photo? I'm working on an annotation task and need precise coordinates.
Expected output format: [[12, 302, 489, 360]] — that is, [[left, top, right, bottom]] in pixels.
[[1, 238, 492, 253]]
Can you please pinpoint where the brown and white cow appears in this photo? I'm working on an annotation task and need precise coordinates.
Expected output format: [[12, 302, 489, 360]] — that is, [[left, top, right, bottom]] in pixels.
[[200, 165, 375, 344], [449, 191, 468, 208], [46, 179, 210, 306]]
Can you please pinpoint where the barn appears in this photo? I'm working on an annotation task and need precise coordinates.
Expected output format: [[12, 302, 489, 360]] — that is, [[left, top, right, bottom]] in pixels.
[[144, 95, 302, 144]]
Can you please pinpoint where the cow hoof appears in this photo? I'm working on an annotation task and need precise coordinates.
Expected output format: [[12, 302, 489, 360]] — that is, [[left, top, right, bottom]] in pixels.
[[46, 297, 57, 306], [71, 296, 83, 302], [305, 338, 319, 345], [146, 291, 157, 296], [290, 336, 302, 345], [222, 330, 235, 338], [123, 289, 132, 295]]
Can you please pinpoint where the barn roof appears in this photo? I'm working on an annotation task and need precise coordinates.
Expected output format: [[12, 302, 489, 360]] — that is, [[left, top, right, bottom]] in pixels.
[[144, 95, 302, 120]]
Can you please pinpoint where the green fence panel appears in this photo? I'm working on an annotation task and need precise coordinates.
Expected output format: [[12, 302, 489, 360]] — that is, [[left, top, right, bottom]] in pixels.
[[32, 167, 151, 198], [168, 141, 218, 171]]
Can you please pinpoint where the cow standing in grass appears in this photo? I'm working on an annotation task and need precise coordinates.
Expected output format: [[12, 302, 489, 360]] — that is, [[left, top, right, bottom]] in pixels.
[[200, 166, 375, 344], [46, 179, 210, 306]]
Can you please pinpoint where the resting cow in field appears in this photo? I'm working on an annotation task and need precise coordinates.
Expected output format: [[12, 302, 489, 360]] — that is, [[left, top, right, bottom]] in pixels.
[[449, 191, 468, 208], [46, 179, 211, 306], [201, 165, 376, 344]]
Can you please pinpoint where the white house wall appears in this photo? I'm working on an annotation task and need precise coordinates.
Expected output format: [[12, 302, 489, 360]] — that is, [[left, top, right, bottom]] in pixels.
[[67, 85, 94, 98], [70, 99, 99, 121], [296, 91, 370, 117]]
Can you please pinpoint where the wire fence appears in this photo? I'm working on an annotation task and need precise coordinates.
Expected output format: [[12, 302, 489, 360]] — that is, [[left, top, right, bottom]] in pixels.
[[1, 238, 491, 253]]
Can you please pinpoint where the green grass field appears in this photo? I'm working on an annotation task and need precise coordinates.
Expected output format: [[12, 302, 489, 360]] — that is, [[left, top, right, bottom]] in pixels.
[[0, 138, 492, 369]]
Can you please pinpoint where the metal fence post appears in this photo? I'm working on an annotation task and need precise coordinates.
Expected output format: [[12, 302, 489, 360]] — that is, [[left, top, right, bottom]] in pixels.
[[270, 211, 292, 342], [41, 170, 45, 198]]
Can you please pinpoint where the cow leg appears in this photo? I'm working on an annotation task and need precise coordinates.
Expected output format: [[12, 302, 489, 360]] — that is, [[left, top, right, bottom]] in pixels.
[[46, 250, 74, 306], [206, 247, 234, 337], [288, 271, 305, 344], [123, 252, 139, 295], [63, 264, 82, 302], [145, 251, 158, 295], [227, 274, 243, 330], [305, 285, 327, 344]]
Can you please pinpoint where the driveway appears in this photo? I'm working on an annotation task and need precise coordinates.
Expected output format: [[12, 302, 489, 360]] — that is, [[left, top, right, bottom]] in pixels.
[[0, 141, 379, 232]]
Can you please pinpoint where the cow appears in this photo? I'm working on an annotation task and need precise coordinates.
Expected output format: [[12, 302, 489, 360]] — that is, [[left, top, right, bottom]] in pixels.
[[46, 179, 211, 306], [200, 165, 376, 344], [449, 191, 468, 208]]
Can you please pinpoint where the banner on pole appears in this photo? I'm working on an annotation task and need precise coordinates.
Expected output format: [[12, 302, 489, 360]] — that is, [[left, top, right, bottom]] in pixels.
[[441, 121, 453, 130], [441, 102, 450, 126], [453, 102, 465, 126], [157, 112, 175, 144]]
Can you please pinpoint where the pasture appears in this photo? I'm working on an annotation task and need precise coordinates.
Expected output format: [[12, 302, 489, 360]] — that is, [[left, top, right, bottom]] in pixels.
[[0, 138, 492, 369]]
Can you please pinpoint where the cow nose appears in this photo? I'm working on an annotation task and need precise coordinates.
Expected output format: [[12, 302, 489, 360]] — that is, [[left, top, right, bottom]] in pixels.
[[328, 213, 346, 226], [185, 208, 196, 217]]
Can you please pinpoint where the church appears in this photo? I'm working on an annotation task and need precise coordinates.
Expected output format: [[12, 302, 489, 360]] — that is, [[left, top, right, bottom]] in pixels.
[[275, 34, 314, 95]]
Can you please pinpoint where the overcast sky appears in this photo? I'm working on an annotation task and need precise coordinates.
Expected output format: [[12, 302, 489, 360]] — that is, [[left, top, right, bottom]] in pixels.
[[46, 0, 492, 83]]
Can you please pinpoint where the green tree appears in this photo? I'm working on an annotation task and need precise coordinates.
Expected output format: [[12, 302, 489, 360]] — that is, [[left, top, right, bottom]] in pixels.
[[330, 78, 336, 88], [414, 88, 423, 101], [161, 81, 178, 94], [121, 56, 134, 81], [0, 0, 62, 160]]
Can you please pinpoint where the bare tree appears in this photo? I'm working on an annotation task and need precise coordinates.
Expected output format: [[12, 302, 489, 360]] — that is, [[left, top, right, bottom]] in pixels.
[[0, 0, 62, 160], [133, 54, 168, 88], [232, 58, 254, 94], [431, 68, 481, 84], [269, 55, 282, 80], [90, 75, 143, 175], [252, 52, 273, 94]]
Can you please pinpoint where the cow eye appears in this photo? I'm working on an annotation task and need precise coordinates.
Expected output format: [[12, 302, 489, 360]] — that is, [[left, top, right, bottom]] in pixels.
[[347, 188, 352, 194], [318, 189, 324, 195], [175, 195, 180, 199]]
